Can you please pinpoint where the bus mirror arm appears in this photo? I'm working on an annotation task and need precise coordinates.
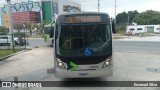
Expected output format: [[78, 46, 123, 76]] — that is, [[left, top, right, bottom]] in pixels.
[[51, 21, 55, 28]]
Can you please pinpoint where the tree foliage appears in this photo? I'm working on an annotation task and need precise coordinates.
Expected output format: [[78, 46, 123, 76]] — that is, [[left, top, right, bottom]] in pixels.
[[116, 10, 139, 24], [115, 10, 139, 33], [133, 10, 160, 25], [0, 26, 8, 34], [116, 11, 128, 24], [128, 10, 139, 24], [14, 23, 23, 32], [38, 20, 47, 34]]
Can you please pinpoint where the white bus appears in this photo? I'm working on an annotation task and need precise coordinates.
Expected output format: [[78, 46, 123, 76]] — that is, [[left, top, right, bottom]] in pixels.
[[54, 12, 114, 78]]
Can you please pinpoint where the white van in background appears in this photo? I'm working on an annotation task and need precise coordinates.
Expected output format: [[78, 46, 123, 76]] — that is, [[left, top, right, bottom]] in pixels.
[[0, 35, 11, 46], [0, 35, 18, 46]]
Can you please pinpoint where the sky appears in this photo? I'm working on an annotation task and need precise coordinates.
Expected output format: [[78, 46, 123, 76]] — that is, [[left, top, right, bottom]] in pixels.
[[0, 0, 160, 21], [68, 0, 160, 17]]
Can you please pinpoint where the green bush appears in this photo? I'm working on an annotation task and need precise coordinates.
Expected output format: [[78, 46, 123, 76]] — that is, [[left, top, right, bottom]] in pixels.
[[116, 25, 126, 34], [44, 34, 49, 42]]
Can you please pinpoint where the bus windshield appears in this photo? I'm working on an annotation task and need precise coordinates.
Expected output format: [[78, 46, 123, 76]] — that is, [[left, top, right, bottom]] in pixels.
[[56, 23, 112, 57]]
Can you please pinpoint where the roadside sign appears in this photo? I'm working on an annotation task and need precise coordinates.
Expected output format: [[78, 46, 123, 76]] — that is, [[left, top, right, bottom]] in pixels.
[[84, 48, 93, 56], [4, 13, 9, 28]]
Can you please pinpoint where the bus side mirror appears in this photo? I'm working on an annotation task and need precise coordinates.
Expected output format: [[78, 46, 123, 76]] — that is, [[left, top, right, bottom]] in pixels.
[[111, 20, 116, 34]]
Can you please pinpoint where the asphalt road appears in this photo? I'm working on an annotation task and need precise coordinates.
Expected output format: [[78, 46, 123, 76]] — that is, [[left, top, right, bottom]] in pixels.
[[0, 38, 46, 49], [0, 39, 160, 90], [28, 38, 48, 47], [113, 41, 160, 54], [28, 38, 160, 53]]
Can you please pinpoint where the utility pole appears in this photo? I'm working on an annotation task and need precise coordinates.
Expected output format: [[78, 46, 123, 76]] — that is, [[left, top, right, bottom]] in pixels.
[[128, 13, 130, 25], [115, 0, 117, 32], [23, 23, 26, 49], [115, 0, 117, 25], [6, 0, 14, 51], [98, 0, 100, 12]]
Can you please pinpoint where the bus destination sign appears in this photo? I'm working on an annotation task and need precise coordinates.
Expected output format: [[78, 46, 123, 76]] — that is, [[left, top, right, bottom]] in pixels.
[[65, 16, 101, 23]]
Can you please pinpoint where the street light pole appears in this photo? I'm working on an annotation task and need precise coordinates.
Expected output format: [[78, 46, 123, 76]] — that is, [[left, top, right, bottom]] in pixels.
[[128, 13, 130, 25], [23, 23, 26, 49], [115, 0, 117, 32], [98, 0, 100, 12], [115, 0, 116, 24], [6, 0, 14, 51]]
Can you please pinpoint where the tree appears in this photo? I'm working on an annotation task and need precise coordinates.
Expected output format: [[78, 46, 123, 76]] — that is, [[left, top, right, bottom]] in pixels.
[[128, 10, 139, 24], [37, 21, 47, 34], [14, 23, 23, 33], [133, 10, 160, 25], [0, 26, 7, 34], [116, 10, 139, 24], [115, 10, 139, 34], [116, 11, 128, 24], [26, 22, 32, 35]]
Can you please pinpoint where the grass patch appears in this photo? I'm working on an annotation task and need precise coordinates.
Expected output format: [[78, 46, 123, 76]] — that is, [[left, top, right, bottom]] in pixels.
[[0, 49, 22, 58], [113, 37, 126, 39], [113, 34, 125, 36]]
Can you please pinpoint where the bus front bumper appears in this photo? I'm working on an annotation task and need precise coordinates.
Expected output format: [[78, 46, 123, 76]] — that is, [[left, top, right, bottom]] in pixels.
[[55, 65, 113, 78]]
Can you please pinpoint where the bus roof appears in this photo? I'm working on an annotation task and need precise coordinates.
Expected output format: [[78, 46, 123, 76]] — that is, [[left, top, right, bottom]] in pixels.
[[57, 12, 109, 16]]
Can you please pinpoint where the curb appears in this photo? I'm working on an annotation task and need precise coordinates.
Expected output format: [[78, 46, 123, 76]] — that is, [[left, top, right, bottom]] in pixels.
[[0, 47, 32, 61]]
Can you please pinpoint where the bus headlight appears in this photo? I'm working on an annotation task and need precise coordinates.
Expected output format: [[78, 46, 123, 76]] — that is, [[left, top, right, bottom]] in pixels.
[[56, 58, 65, 69], [102, 58, 111, 68]]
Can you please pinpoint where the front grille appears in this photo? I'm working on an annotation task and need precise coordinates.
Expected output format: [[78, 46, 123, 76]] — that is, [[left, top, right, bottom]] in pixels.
[[60, 55, 111, 65]]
